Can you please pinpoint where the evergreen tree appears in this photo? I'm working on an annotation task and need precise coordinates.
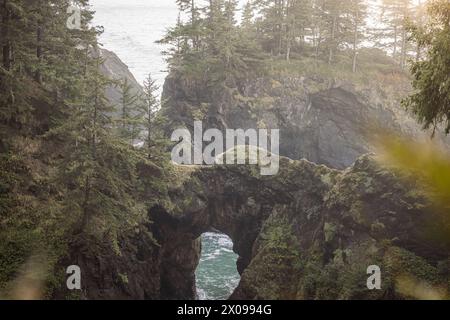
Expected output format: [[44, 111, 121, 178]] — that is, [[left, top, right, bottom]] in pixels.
[[285, 0, 313, 61], [176, 0, 201, 50], [141, 74, 160, 158], [348, 0, 368, 72], [253, 0, 288, 56], [403, 0, 450, 135], [1, 0, 33, 125], [412, 0, 427, 62], [377, 0, 414, 68], [242, 1, 255, 30], [118, 78, 141, 144], [320, 0, 349, 64]]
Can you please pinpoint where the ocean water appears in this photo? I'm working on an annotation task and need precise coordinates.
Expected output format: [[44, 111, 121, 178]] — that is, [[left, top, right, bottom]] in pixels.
[[91, 0, 178, 92], [196, 233, 240, 300], [90, 0, 240, 300]]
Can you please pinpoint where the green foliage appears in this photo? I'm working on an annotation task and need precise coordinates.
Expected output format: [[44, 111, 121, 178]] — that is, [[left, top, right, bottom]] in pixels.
[[159, 0, 266, 90], [117, 78, 142, 143], [377, 136, 450, 249], [375, 0, 415, 68], [403, 0, 450, 135], [0, 150, 69, 298], [0, 0, 170, 298]]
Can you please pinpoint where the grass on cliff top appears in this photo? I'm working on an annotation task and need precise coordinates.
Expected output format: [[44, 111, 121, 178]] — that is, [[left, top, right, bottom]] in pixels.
[[266, 48, 410, 94]]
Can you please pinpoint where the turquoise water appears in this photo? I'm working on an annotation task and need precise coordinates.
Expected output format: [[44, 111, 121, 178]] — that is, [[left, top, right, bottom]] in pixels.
[[196, 233, 240, 300]]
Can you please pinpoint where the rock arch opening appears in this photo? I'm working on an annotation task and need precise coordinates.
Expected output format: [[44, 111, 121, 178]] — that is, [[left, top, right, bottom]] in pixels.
[[148, 165, 284, 300], [196, 232, 240, 300]]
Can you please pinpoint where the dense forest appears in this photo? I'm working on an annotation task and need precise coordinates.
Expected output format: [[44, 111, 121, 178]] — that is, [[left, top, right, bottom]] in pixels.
[[162, 0, 424, 77], [159, 0, 449, 133], [0, 0, 449, 300]]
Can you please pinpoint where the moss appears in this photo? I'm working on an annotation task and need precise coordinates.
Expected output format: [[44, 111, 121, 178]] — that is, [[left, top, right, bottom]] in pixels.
[[371, 221, 386, 236], [349, 201, 367, 225], [65, 290, 82, 300], [320, 172, 335, 187], [111, 234, 122, 257], [192, 102, 210, 121], [118, 273, 129, 285], [324, 222, 337, 243], [239, 212, 305, 299], [383, 246, 443, 287]]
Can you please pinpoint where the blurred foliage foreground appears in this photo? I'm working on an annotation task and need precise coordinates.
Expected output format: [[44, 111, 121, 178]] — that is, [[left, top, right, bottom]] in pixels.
[[377, 135, 450, 299]]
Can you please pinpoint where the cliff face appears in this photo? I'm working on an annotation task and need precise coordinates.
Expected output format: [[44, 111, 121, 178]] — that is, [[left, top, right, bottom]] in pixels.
[[150, 155, 449, 300], [160, 54, 449, 169], [56, 225, 161, 300], [48, 51, 450, 300], [99, 48, 144, 109], [151, 52, 450, 300]]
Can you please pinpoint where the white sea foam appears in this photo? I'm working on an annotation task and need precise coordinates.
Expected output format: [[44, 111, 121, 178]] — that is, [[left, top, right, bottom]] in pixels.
[[196, 233, 240, 300], [90, 0, 178, 95]]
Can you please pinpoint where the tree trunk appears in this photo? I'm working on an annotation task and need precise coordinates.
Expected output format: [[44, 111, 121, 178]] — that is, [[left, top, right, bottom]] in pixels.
[[277, 0, 284, 56], [78, 175, 91, 234], [393, 24, 398, 59], [316, 32, 322, 59], [416, 43, 421, 62], [35, 24, 43, 83], [35, 1, 43, 83], [400, 27, 407, 69], [147, 102, 152, 159], [286, 15, 293, 61], [91, 58, 100, 160], [328, 15, 337, 65], [286, 40, 291, 62], [352, 14, 359, 73], [191, 0, 198, 50]]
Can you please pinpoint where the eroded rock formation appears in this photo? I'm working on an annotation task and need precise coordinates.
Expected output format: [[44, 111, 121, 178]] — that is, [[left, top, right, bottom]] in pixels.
[[160, 59, 449, 169], [150, 156, 449, 300], [58, 50, 450, 300]]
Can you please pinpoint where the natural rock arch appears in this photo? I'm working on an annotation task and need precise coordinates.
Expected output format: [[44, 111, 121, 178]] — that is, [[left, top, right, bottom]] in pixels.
[[149, 157, 448, 300], [149, 164, 284, 299]]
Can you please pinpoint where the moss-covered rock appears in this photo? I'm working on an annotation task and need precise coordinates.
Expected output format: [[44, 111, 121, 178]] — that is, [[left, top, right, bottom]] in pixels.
[[151, 154, 449, 300]]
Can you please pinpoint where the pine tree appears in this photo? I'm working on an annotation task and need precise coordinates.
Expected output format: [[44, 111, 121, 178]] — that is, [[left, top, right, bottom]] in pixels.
[[0, 0, 99, 127], [253, 0, 288, 56], [412, 0, 427, 62], [242, 1, 255, 30], [176, 0, 201, 50], [141, 74, 160, 158], [22, 1, 145, 235], [377, 0, 414, 68], [118, 78, 141, 144], [206, 0, 264, 82], [285, 0, 313, 61], [321, 0, 347, 64], [403, 0, 450, 135], [158, 0, 206, 78], [0, 0, 33, 126], [348, 0, 367, 72]]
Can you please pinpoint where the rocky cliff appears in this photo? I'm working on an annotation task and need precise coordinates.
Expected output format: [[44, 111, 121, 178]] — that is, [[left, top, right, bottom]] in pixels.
[[160, 50, 449, 169], [148, 155, 449, 300], [72, 49, 450, 300], [99, 48, 144, 109], [42, 50, 450, 300], [149, 50, 450, 300]]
